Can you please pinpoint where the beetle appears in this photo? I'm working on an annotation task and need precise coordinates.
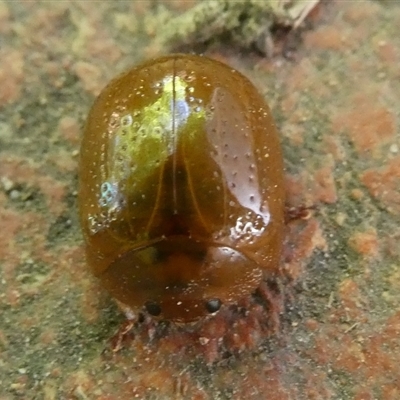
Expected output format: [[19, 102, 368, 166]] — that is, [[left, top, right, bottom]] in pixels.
[[78, 54, 285, 322]]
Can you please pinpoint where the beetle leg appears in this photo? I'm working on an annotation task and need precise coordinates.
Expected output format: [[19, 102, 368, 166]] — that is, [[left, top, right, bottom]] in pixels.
[[284, 204, 317, 224]]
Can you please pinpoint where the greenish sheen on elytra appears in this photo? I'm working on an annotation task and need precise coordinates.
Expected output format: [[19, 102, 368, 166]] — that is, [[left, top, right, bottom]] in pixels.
[[79, 54, 285, 322]]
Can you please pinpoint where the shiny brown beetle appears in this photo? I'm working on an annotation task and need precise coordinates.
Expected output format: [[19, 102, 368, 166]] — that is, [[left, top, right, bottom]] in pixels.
[[79, 54, 285, 322]]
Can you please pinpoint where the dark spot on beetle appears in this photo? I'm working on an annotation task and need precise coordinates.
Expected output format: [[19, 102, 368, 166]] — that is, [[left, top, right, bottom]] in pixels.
[[205, 298, 222, 314], [144, 301, 162, 316]]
